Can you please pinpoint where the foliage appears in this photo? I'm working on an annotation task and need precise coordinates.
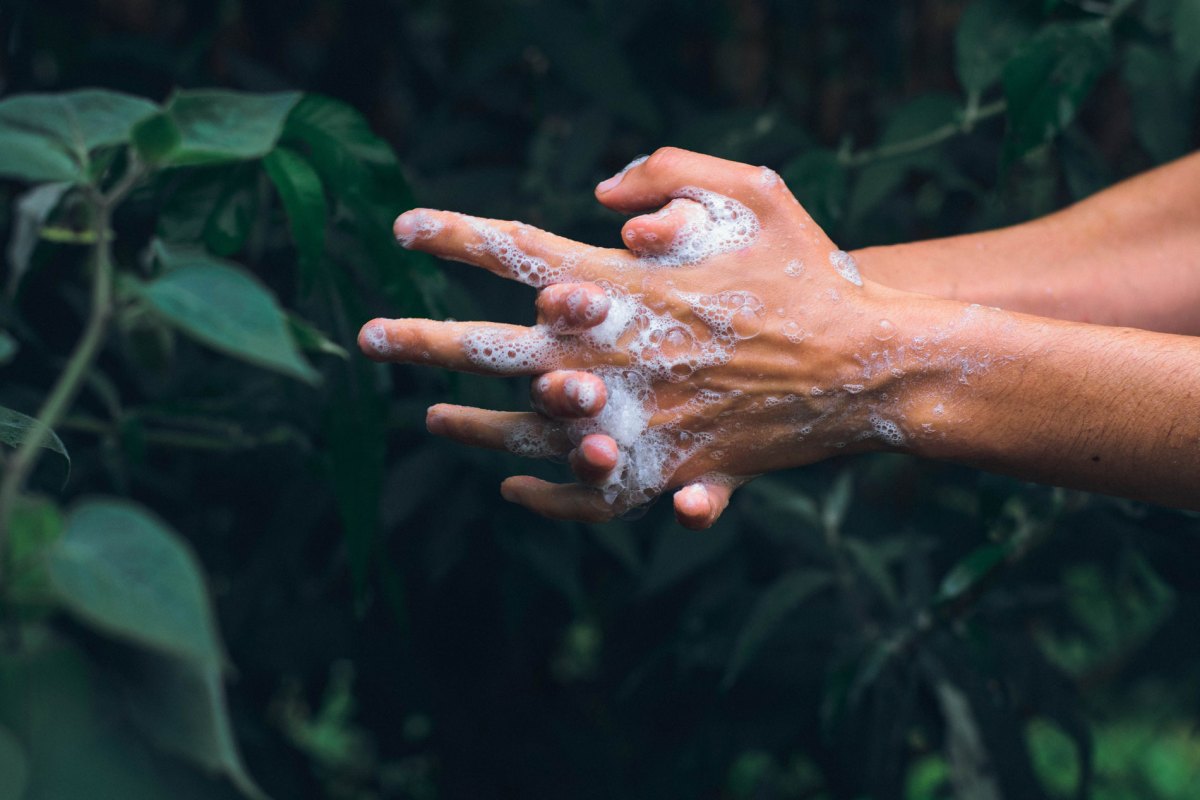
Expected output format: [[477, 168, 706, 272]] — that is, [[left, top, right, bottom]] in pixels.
[[1, 0, 1198, 798]]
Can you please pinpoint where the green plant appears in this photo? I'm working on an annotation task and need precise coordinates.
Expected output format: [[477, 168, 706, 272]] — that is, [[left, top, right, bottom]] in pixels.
[[0, 87, 434, 798]]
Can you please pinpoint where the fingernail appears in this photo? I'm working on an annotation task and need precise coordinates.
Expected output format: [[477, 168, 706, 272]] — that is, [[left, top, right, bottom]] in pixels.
[[596, 173, 624, 194], [596, 154, 650, 194], [425, 407, 446, 435], [393, 211, 417, 244], [393, 209, 443, 248], [359, 321, 392, 355], [500, 482, 518, 503]]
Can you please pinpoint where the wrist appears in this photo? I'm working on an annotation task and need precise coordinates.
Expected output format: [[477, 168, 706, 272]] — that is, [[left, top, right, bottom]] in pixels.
[[852, 285, 1012, 459]]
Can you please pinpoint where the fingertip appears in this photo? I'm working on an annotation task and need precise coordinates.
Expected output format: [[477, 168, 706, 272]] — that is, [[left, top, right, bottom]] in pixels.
[[358, 319, 392, 360], [425, 404, 448, 436], [674, 484, 714, 530], [570, 433, 619, 483]]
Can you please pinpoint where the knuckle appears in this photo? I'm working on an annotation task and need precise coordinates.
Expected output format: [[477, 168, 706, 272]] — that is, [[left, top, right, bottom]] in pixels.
[[645, 146, 686, 175]]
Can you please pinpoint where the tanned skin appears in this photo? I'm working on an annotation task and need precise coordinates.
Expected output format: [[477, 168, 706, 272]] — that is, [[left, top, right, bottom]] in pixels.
[[359, 149, 1200, 529]]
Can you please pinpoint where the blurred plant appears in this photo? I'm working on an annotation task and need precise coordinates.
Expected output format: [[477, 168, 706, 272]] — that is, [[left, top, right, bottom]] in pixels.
[[1, 0, 1199, 798], [0, 87, 435, 798]]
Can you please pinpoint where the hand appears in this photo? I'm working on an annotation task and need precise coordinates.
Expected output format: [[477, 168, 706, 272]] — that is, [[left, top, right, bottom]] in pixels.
[[360, 148, 930, 527]]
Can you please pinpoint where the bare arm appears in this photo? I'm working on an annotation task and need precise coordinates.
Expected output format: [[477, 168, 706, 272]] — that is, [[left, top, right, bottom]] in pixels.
[[362, 148, 1200, 528], [854, 151, 1200, 334]]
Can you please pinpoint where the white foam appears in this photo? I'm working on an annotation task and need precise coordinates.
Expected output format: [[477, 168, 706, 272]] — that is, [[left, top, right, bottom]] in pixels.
[[395, 211, 444, 248], [642, 188, 760, 267], [465, 221, 566, 288], [782, 321, 808, 344], [462, 325, 564, 374], [784, 259, 805, 277], [505, 419, 561, 458], [868, 414, 906, 447], [361, 322, 391, 355], [830, 250, 863, 286]]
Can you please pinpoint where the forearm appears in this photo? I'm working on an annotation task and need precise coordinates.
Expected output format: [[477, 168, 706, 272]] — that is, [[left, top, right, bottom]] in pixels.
[[853, 151, 1200, 335], [889, 293, 1200, 509]]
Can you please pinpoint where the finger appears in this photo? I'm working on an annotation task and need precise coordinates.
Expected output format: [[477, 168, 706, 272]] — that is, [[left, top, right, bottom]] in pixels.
[[536, 282, 611, 332], [426, 404, 572, 458], [594, 147, 785, 215], [394, 209, 628, 287], [500, 476, 616, 523], [531, 370, 607, 419], [619, 198, 708, 256], [568, 434, 619, 483], [673, 482, 736, 531], [359, 318, 610, 376]]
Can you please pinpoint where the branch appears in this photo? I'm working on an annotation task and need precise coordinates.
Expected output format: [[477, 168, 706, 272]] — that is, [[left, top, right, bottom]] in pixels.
[[839, 99, 1007, 169], [0, 159, 143, 592]]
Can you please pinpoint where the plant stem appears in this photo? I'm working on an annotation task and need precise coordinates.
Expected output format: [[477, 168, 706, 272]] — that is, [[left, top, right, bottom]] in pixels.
[[840, 99, 1007, 169], [0, 162, 141, 590]]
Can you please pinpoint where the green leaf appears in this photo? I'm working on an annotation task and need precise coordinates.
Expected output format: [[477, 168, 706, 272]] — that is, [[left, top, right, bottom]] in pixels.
[[1122, 43, 1193, 163], [121, 649, 266, 799], [140, 241, 319, 384], [130, 111, 181, 165], [780, 149, 847, 231], [722, 569, 835, 688], [955, 0, 1040, 96], [264, 146, 328, 292], [6, 182, 70, 295], [0, 405, 70, 471], [159, 89, 301, 167], [934, 542, 1012, 606], [282, 94, 398, 193], [0, 724, 29, 800], [843, 538, 900, 609], [1177, 0, 1200, 87], [287, 313, 348, 359], [1002, 21, 1114, 163], [202, 164, 259, 257], [5, 496, 64, 612], [0, 631, 234, 799], [46, 499, 227, 669], [822, 470, 854, 536], [0, 90, 158, 183]]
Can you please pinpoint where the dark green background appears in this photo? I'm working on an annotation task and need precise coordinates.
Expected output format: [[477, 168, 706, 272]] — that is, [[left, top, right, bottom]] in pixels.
[[2, 0, 1200, 798]]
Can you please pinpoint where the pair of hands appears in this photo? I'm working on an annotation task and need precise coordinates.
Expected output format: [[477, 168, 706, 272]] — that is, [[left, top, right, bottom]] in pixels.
[[359, 148, 927, 528]]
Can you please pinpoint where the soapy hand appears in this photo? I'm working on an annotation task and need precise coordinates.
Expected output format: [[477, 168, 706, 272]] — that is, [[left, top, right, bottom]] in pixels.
[[360, 148, 920, 528]]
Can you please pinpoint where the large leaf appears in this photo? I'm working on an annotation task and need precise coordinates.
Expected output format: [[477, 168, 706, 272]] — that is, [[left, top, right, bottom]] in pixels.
[[156, 90, 301, 167], [0, 632, 234, 799], [0, 90, 158, 183], [722, 569, 835, 689], [0, 405, 70, 472], [1002, 22, 1114, 163], [120, 649, 265, 799], [282, 94, 398, 191], [46, 499, 227, 670], [139, 242, 319, 384], [263, 146, 328, 292], [6, 182, 70, 296], [954, 0, 1039, 96]]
